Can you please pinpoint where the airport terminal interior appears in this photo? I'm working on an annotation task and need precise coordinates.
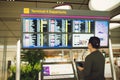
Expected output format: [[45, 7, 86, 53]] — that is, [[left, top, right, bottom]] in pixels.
[[0, 0, 120, 80]]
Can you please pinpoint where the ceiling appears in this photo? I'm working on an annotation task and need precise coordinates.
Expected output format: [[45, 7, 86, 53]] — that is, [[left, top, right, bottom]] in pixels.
[[0, 0, 120, 46]]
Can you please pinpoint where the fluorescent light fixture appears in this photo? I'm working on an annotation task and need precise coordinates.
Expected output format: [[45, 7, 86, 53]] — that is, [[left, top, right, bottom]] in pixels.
[[54, 4, 72, 10], [111, 14, 120, 21], [7, 0, 15, 1], [110, 23, 120, 29], [112, 44, 120, 49], [0, 45, 17, 48], [89, 0, 120, 11]]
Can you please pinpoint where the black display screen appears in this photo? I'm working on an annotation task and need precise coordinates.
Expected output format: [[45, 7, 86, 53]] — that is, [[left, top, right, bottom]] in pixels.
[[22, 17, 109, 49]]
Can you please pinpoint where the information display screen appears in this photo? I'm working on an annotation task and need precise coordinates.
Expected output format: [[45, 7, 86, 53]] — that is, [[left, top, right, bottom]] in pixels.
[[95, 21, 109, 47], [42, 62, 75, 80], [72, 34, 94, 47], [22, 18, 109, 49]]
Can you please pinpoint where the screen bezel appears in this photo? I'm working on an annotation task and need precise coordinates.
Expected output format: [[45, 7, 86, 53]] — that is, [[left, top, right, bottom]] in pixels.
[[21, 14, 109, 49], [41, 62, 77, 80]]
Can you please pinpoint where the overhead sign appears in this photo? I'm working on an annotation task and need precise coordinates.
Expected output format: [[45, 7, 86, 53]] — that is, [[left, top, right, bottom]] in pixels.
[[23, 8, 110, 17], [23, 8, 67, 15]]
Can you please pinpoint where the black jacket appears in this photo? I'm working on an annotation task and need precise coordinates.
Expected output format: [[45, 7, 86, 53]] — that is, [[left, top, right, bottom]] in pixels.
[[83, 50, 105, 80]]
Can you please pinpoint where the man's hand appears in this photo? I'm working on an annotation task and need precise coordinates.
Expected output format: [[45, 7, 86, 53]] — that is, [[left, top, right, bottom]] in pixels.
[[77, 66, 84, 71]]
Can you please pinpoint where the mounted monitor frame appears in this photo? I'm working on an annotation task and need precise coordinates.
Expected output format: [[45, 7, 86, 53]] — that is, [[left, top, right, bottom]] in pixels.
[[41, 62, 77, 80], [21, 8, 110, 49]]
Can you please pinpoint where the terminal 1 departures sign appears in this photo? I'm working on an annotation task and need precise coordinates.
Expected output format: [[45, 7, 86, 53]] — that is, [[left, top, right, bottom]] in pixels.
[[21, 8, 110, 49]]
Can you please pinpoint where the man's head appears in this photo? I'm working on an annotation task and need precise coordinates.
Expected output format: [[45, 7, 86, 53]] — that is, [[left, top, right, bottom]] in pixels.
[[88, 36, 100, 49]]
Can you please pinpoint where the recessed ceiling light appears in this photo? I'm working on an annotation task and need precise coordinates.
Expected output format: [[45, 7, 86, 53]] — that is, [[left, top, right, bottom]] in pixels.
[[57, 1, 64, 4], [89, 0, 120, 11], [54, 4, 72, 10]]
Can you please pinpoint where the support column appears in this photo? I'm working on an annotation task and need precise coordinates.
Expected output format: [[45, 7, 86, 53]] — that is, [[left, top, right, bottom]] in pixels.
[[2, 38, 7, 80], [109, 38, 117, 80], [16, 40, 21, 80]]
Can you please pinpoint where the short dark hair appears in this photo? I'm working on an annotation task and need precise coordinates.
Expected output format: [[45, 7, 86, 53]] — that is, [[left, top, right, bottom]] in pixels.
[[88, 36, 100, 49]]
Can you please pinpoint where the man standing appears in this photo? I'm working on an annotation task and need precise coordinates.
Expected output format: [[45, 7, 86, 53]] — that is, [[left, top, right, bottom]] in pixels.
[[78, 36, 105, 80]]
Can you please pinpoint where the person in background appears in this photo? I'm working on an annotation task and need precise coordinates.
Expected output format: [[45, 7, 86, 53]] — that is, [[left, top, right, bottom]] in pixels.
[[77, 36, 105, 80]]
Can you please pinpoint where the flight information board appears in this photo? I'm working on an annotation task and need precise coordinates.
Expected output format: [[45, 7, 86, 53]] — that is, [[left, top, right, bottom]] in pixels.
[[22, 18, 109, 49], [22, 7, 110, 49]]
